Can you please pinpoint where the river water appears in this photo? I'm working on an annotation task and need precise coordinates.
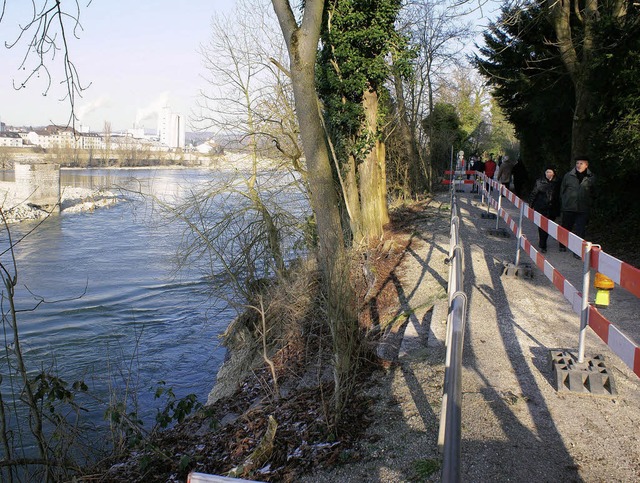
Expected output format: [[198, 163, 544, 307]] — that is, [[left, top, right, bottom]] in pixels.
[[3, 167, 261, 434]]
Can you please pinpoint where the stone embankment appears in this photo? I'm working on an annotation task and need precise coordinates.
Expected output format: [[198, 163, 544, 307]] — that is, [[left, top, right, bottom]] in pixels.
[[2, 186, 121, 224]]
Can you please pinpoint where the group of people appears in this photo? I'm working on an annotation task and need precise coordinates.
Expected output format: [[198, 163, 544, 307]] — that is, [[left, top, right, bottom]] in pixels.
[[468, 152, 596, 256], [468, 153, 529, 197], [528, 157, 596, 255]]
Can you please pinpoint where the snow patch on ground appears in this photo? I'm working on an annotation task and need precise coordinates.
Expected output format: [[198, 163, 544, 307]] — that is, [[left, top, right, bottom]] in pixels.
[[2, 187, 122, 224]]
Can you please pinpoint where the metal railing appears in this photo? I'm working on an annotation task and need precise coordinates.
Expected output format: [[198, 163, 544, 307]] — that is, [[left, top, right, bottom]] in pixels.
[[438, 180, 468, 482]]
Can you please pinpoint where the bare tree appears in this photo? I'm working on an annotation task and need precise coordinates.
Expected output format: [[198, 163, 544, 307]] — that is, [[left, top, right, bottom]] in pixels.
[[271, 0, 359, 420], [195, 0, 313, 283], [393, 0, 473, 191], [1, 0, 90, 127]]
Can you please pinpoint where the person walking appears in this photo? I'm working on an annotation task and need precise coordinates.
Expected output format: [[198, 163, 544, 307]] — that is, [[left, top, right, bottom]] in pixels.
[[511, 157, 529, 198], [496, 154, 516, 190], [528, 166, 561, 253], [559, 156, 596, 255], [469, 155, 484, 193], [484, 154, 497, 193]]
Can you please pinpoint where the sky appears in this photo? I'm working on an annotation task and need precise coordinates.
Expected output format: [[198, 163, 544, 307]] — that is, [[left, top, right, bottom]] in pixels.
[[0, 0, 237, 132], [0, 1, 498, 134]]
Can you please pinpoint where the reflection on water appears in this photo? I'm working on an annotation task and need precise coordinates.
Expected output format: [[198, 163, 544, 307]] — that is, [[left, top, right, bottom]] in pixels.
[[1, 168, 232, 432], [0, 169, 15, 182], [0, 165, 309, 467]]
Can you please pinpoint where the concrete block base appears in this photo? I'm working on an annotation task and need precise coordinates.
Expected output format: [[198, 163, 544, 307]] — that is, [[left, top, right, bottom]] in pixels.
[[502, 262, 533, 278], [488, 228, 510, 238], [549, 351, 617, 397]]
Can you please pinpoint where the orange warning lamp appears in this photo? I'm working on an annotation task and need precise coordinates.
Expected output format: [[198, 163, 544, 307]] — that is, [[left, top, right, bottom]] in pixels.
[[594, 272, 614, 308]]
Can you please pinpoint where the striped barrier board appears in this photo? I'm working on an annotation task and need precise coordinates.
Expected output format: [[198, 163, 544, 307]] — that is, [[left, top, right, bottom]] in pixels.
[[520, 236, 584, 315], [485, 189, 519, 233], [442, 179, 476, 185], [476, 172, 640, 378], [442, 170, 480, 186], [590, 247, 640, 299], [588, 305, 640, 377], [444, 170, 478, 175]]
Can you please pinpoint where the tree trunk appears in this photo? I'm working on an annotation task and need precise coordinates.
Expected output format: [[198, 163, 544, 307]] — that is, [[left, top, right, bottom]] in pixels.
[[272, 0, 358, 421], [550, 0, 598, 160], [393, 71, 424, 194], [359, 88, 387, 241], [344, 152, 363, 243], [271, 0, 344, 277]]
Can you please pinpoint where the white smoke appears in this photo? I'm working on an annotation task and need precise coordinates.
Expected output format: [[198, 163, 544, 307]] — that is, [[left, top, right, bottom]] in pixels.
[[135, 91, 171, 126], [77, 96, 111, 123]]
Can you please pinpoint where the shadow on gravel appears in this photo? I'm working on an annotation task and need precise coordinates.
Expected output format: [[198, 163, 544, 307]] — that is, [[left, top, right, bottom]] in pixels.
[[407, 233, 449, 292], [530, 345, 564, 390], [456, 194, 583, 481], [376, 229, 445, 361]]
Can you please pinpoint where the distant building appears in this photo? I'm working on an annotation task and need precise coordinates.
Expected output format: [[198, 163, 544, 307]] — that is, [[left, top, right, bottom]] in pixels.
[[81, 132, 103, 150], [0, 132, 23, 147], [22, 126, 101, 150], [0, 122, 5, 133], [195, 139, 223, 155], [127, 127, 145, 139], [158, 107, 185, 150]]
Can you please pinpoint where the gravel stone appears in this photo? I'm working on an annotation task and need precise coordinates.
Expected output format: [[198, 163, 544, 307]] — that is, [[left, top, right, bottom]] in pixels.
[[301, 190, 640, 482]]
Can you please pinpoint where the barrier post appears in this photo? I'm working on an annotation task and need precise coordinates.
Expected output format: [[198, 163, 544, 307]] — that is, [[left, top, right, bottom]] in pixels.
[[577, 241, 592, 363], [514, 202, 525, 266], [449, 146, 454, 182], [485, 176, 492, 216], [495, 186, 503, 230]]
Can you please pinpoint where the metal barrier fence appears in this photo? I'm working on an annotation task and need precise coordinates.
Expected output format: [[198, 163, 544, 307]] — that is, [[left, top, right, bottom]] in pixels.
[[438, 176, 468, 482], [475, 172, 640, 378]]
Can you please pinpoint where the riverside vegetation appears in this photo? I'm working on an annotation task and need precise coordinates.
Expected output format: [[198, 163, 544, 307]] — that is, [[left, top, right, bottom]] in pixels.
[[0, 173, 437, 482], [93, 198, 436, 482]]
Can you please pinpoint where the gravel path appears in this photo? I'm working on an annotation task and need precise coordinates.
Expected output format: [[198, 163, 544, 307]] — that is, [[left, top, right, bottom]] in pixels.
[[302, 190, 640, 482]]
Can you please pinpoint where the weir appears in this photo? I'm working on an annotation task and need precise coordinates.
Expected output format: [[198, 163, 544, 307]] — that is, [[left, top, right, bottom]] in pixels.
[[0, 161, 61, 213]]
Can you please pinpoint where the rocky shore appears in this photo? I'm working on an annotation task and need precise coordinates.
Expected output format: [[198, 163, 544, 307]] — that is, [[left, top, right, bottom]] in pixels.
[[2, 186, 122, 223]]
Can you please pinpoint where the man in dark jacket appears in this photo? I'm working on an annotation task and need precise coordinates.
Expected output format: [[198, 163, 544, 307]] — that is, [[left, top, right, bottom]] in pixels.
[[469, 155, 484, 193], [529, 166, 560, 253], [559, 156, 596, 253], [511, 157, 529, 198]]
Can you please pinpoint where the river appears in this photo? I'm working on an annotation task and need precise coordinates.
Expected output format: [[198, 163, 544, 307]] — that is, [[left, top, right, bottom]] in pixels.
[[2, 166, 294, 439]]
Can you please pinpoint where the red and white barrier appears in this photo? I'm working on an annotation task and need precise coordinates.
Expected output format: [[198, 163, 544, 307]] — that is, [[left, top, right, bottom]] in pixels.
[[589, 247, 640, 299], [442, 170, 479, 185], [474, 171, 640, 378]]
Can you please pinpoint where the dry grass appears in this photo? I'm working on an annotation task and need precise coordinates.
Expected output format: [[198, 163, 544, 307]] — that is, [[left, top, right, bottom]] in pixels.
[[92, 199, 434, 482]]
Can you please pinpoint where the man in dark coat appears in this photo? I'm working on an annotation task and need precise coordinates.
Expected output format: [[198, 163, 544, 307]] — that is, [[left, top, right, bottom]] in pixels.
[[511, 157, 529, 198], [529, 166, 561, 253], [559, 156, 596, 253], [469, 155, 484, 193]]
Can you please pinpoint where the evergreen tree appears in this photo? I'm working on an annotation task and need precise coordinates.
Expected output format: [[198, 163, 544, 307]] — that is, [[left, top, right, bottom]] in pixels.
[[474, 3, 573, 173]]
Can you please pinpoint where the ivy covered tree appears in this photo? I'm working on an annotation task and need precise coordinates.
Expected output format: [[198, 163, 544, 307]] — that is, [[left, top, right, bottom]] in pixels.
[[317, 0, 408, 242]]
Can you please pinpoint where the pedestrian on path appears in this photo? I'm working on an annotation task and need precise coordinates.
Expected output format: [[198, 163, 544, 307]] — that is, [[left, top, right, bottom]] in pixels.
[[484, 154, 497, 192], [512, 157, 529, 197], [528, 166, 560, 253], [559, 156, 596, 254], [469, 155, 484, 193], [496, 155, 516, 189]]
